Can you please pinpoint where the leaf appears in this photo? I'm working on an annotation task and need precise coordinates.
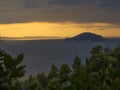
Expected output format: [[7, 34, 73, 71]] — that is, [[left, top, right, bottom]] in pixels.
[[0, 70, 9, 78], [10, 65, 26, 78], [13, 54, 24, 66], [4, 54, 14, 69]]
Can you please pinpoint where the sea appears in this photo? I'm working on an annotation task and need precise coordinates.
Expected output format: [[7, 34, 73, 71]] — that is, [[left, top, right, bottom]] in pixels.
[[0, 38, 120, 78]]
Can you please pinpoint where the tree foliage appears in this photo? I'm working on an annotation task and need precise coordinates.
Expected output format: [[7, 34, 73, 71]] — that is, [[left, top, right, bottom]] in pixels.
[[48, 64, 59, 80], [0, 50, 25, 90], [1, 44, 120, 90]]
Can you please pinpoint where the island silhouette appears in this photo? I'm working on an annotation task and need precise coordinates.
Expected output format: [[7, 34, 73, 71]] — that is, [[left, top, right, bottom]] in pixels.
[[65, 32, 106, 42]]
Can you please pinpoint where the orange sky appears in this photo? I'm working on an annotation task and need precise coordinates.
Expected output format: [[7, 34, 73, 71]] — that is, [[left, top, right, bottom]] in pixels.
[[0, 22, 119, 38]]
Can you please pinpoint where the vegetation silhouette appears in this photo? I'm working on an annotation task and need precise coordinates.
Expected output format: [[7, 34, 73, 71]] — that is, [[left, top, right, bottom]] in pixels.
[[0, 45, 120, 90]]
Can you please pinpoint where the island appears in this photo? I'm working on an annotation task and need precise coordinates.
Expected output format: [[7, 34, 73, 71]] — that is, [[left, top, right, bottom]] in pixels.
[[65, 32, 106, 42]]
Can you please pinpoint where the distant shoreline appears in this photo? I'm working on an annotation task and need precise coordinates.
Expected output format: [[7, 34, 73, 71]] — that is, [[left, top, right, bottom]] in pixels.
[[0, 37, 64, 41], [0, 37, 120, 41]]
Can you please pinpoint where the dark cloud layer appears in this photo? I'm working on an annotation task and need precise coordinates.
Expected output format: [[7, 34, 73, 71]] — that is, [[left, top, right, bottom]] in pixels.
[[100, 0, 120, 9], [0, 0, 120, 24], [48, 0, 82, 5], [24, 0, 38, 8]]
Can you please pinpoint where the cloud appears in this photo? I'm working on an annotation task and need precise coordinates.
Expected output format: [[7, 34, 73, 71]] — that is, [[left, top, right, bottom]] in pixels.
[[99, 0, 120, 9], [23, 0, 38, 8], [48, 0, 82, 5], [0, 0, 120, 24]]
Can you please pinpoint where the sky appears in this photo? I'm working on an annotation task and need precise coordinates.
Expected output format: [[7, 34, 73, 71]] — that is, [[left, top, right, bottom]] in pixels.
[[0, 0, 120, 38]]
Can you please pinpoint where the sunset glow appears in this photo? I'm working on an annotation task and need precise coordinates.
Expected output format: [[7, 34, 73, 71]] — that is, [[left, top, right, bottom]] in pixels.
[[0, 22, 120, 38]]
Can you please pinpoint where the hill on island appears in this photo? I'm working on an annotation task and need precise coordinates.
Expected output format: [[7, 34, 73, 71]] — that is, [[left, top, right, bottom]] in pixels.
[[65, 32, 106, 42]]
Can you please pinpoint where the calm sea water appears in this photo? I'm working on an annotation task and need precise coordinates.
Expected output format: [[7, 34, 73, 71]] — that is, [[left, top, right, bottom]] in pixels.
[[0, 39, 120, 77]]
